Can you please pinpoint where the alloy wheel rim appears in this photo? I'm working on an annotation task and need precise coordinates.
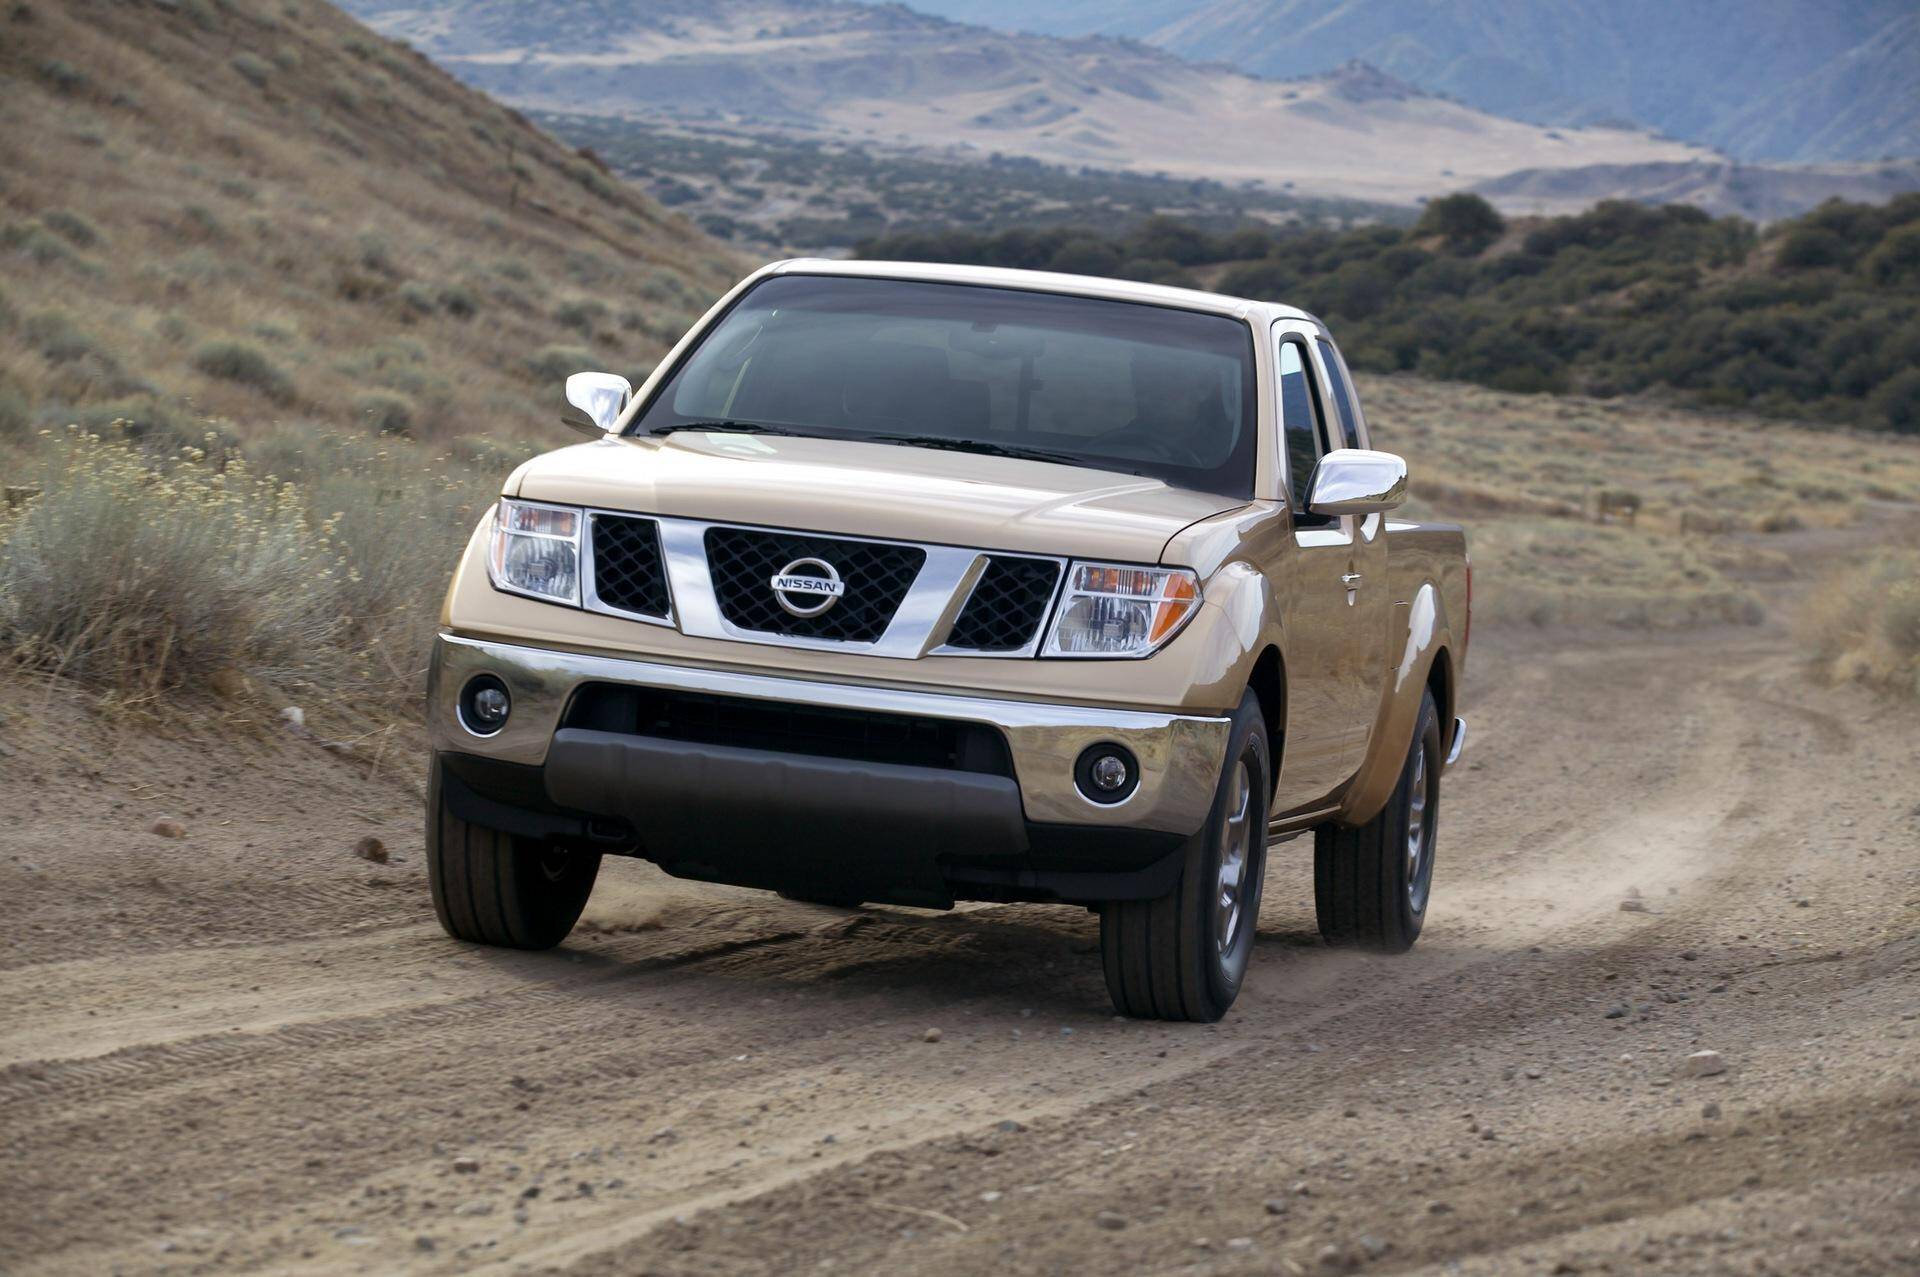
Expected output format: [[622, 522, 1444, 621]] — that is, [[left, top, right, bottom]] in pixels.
[[1405, 739, 1435, 913], [1215, 758, 1254, 954]]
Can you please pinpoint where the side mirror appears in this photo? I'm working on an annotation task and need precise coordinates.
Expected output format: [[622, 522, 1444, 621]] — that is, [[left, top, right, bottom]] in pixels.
[[562, 371, 633, 436], [1307, 448, 1408, 517]]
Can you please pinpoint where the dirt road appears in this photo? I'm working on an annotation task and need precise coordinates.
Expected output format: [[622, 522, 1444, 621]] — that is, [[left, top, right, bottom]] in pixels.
[[3, 602, 1917, 1273]]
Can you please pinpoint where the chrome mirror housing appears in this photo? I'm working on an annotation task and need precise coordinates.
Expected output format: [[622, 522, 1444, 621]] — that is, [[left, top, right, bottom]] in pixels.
[[1307, 448, 1409, 517], [564, 371, 633, 434]]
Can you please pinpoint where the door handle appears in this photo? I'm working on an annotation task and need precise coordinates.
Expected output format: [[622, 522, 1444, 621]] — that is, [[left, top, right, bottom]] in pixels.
[[1340, 572, 1363, 585]]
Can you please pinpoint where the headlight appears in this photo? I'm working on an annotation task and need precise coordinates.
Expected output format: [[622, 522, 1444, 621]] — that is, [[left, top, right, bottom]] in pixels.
[[1043, 562, 1201, 658], [487, 498, 581, 605]]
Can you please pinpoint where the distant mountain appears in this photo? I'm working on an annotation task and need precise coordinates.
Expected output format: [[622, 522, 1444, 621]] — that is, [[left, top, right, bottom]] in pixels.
[[913, 0, 1920, 164], [340, 0, 1714, 210]]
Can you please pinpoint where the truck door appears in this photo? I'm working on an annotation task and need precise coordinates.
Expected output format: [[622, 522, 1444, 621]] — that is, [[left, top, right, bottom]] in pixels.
[[1269, 327, 1390, 815]]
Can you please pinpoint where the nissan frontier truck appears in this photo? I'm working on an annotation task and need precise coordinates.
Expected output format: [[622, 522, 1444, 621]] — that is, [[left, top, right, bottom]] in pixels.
[[425, 260, 1469, 1022]]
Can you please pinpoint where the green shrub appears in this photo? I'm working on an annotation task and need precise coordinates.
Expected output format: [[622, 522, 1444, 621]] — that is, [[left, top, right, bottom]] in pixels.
[[526, 343, 594, 383], [0, 379, 29, 442], [1863, 223, 1920, 288], [437, 283, 479, 318], [192, 339, 294, 401], [40, 210, 103, 250], [1416, 193, 1504, 252], [554, 297, 609, 333], [352, 390, 415, 436], [1774, 226, 1851, 270], [1870, 368, 1920, 434], [24, 311, 102, 364], [396, 280, 437, 315], [40, 59, 87, 93], [3, 222, 82, 267]]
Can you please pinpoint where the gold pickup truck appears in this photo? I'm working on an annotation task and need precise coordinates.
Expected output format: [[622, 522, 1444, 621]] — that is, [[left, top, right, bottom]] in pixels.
[[425, 260, 1469, 1022]]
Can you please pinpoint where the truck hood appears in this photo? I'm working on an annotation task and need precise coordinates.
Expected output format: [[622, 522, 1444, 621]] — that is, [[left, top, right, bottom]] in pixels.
[[507, 433, 1246, 563]]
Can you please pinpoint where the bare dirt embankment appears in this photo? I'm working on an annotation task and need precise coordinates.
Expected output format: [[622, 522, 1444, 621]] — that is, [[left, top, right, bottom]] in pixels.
[[2, 518, 1917, 1276]]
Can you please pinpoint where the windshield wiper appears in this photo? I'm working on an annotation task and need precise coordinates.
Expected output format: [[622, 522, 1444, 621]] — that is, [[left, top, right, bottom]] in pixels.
[[854, 433, 1086, 466], [647, 420, 801, 437]]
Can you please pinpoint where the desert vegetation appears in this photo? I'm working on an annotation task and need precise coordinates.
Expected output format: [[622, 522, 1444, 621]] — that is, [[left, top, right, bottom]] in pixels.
[[860, 194, 1920, 432], [537, 111, 1404, 252], [1798, 548, 1920, 697], [0, 424, 509, 704]]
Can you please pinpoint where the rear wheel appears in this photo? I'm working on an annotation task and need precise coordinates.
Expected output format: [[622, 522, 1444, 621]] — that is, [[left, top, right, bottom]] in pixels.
[[427, 755, 600, 949], [1314, 689, 1441, 952], [1100, 690, 1270, 1022]]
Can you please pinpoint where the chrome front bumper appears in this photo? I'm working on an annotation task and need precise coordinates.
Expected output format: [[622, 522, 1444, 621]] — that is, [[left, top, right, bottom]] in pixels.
[[428, 634, 1232, 836]]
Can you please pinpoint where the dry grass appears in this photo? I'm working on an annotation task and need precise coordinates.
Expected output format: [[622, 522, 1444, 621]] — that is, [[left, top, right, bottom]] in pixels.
[[1797, 549, 1920, 698], [1372, 375, 1920, 629], [0, 425, 499, 705], [0, 0, 742, 454]]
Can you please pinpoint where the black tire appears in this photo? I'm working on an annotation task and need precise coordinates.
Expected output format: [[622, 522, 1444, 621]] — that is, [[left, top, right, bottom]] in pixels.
[[1100, 689, 1270, 1022], [427, 755, 601, 950], [1314, 688, 1442, 953]]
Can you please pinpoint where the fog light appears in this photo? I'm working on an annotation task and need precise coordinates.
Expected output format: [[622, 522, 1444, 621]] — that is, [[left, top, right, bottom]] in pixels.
[[459, 675, 511, 736], [1074, 743, 1139, 805]]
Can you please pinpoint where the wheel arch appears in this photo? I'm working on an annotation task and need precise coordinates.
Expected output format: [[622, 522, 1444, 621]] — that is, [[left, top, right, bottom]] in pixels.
[[1339, 580, 1457, 826], [1245, 644, 1285, 798]]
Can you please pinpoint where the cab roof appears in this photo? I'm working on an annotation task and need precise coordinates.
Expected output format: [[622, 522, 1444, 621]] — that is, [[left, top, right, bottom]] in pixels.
[[763, 258, 1323, 330]]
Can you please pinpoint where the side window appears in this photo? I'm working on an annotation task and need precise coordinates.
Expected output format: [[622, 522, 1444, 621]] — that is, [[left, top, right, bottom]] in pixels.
[[1278, 341, 1328, 517], [1316, 338, 1360, 450]]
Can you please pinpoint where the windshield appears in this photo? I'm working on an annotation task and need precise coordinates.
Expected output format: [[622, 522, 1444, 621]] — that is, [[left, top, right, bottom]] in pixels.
[[630, 274, 1258, 499]]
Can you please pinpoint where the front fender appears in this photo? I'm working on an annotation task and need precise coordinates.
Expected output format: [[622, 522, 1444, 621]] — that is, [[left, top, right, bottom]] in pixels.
[[1185, 559, 1286, 713], [1341, 581, 1455, 825]]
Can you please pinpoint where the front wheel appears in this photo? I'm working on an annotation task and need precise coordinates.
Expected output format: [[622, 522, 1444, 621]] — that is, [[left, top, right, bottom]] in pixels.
[[1100, 689, 1270, 1022], [427, 755, 601, 950], [1314, 688, 1442, 952]]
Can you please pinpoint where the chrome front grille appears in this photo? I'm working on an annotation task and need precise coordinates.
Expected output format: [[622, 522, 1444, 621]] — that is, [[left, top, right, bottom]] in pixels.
[[588, 514, 671, 619], [579, 513, 1064, 660], [704, 526, 926, 644], [942, 556, 1062, 653]]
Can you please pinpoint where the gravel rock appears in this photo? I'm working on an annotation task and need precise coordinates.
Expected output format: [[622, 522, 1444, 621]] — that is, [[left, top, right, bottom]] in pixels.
[[279, 706, 305, 729], [353, 836, 388, 864], [454, 1200, 492, 1216], [149, 818, 186, 839], [1264, 1197, 1290, 1215], [1701, 1101, 1722, 1119], [1426, 1200, 1453, 1215], [1604, 1005, 1629, 1019], [1619, 898, 1649, 913], [451, 1156, 481, 1174], [1316, 1243, 1348, 1270], [1226, 1237, 1254, 1251], [1359, 1234, 1390, 1258], [1094, 1210, 1129, 1231], [1681, 1049, 1727, 1077], [922, 1028, 942, 1043]]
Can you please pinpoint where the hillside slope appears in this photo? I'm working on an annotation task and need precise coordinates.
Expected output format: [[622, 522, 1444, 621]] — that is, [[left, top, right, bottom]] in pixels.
[[923, 0, 1920, 165], [0, 0, 741, 450], [339, 0, 1711, 209]]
